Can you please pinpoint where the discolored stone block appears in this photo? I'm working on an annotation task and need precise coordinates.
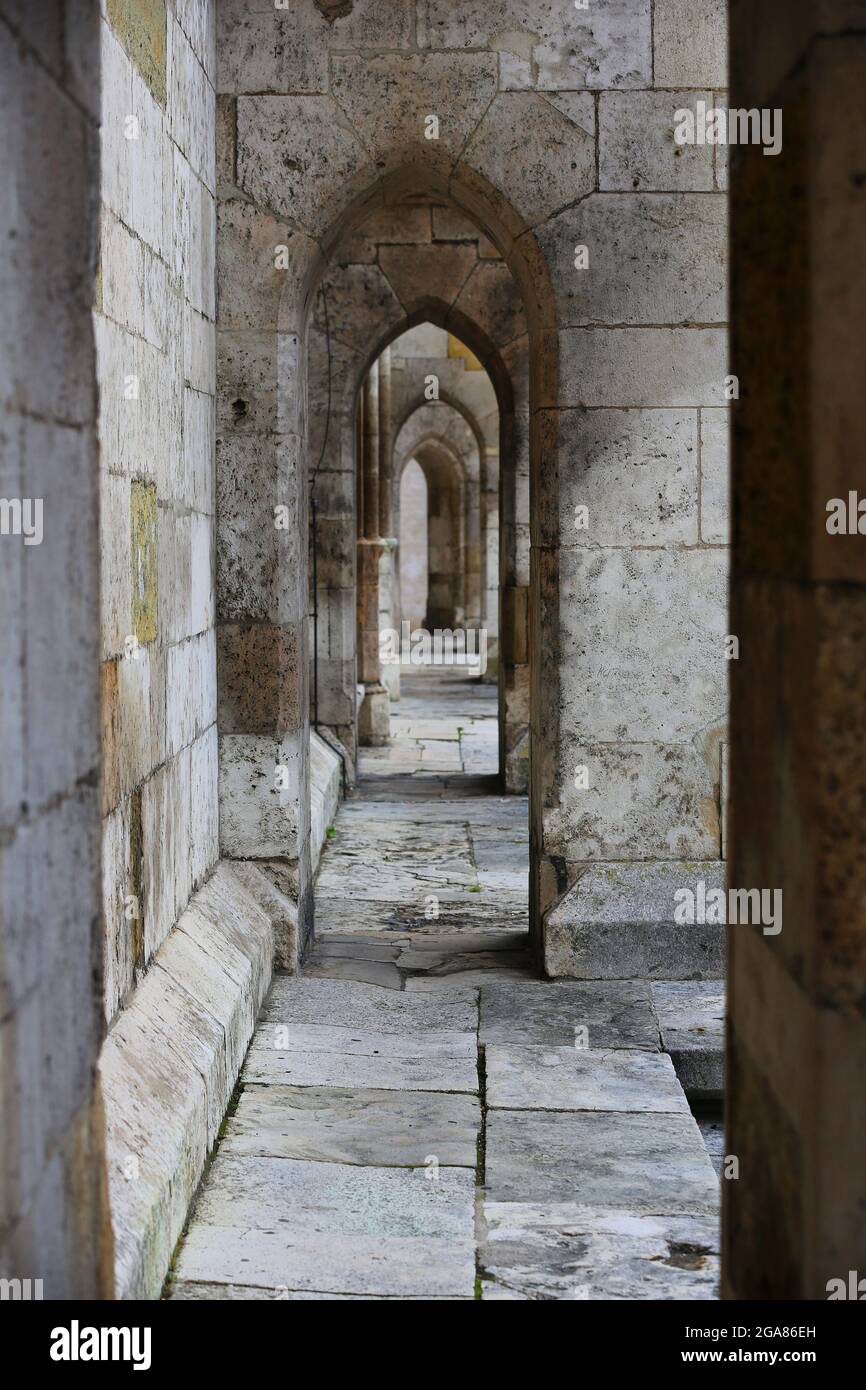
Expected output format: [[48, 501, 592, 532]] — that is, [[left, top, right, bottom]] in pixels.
[[107, 0, 166, 107], [420, 0, 652, 92], [217, 623, 299, 736]]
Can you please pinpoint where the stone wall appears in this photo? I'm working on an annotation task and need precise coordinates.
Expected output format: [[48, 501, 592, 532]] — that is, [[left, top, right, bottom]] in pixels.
[[96, 0, 218, 1022], [0, 1, 112, 1298], [215, 0, 729, 975], [724, 0, 866, 1299]]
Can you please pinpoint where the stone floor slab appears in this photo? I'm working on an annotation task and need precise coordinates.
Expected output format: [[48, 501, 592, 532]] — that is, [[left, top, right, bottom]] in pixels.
[[485, 1045, 690, 1114], [652, 980, 725, 1098], [480, 979, 659, 1050], [186, 1154, 475, 1237], [479, 1204, 719, 1300], [261, 976, 479, 1033], [244, 1039, 477, 1092], [175, 1225, 474, 1298], [222, 1085, 481, 1167], [485, 1109, 718, 1211]]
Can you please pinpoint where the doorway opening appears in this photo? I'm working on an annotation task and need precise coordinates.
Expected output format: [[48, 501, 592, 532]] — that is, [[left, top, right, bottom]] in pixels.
[[311, 321, 531, 974]]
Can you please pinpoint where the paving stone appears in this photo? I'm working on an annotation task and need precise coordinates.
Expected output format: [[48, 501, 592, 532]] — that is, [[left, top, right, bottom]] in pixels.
[[312, 939, 402, 962], [175, 1224, 474, 1299], [186, 1153, 475, 1237], [485, 1109, 718, 1211], [485, 1046, 690, 1114], [399, 948, 532, 976], [261, 976, 478, 1033], [170, 1283, 466, 1300], [315, 896, 528, 935], [301, 957, 406, 989], [480, 980, 659, 1050], [406, 968, 531, 991], [244, 1028, 477, 1092], [652, 980, 725, 1098], [480, 1204, 719, 1300], [222, 1086, 481, 1168]]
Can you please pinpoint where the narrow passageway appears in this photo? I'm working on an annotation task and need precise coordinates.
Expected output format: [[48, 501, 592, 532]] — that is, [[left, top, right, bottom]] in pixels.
[[170, 673, 720, 1300]]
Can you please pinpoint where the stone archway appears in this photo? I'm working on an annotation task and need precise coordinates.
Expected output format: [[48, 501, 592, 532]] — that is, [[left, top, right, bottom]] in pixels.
[[216, 159, 555, 957], [215, 38, 727, 990]]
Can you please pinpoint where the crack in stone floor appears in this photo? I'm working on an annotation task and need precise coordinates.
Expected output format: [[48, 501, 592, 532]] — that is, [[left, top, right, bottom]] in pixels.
[[170, 672, 720, 1300]]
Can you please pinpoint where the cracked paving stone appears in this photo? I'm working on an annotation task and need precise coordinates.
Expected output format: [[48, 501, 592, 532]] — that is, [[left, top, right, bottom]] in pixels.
[[479, 1205, 719, 1301]]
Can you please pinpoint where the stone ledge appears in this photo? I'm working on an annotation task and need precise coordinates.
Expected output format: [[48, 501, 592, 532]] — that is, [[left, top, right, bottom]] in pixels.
[[100, 862, 277, 1301], [544, 861, 726, 979], [310, 730, 342, 872], [652, 980, 725, 1100]]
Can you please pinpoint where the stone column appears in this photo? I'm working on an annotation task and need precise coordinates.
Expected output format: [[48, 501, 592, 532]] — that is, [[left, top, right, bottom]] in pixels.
[[423, 452, 464, 630], [724, 1, 866, 1298], [377, 348, 400, 701], [357, 361, 389, 744]]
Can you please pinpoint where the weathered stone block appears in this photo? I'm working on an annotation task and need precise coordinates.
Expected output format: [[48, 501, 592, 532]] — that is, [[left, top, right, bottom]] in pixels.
[[379, 244, 473, 318], [100, 208, 145, 334], [600, 90, 715, 191], [219, 731, 301, 859], [545, 861, 727, 978], [652, 980, 725, 1097], [218, 0, 412, 96], [237, 95, 370, 240], [543, 194, 726, 327], [331, 53, 498, 179], [557, 326, 728, 408], [653, 0, 727, 88], [128, 66, 168, 257], [453, 260, 527, 349], [544, 407, 698, 548], [217, 198, 321, 333], [217, 623, 299, 736], [550, 738, 721, 863], [216, 433, 302, 624], [420, 0, 652, 92], [101, 862, 276, 1299], [700, 407, 730, 543], [485, 1108, 717, 1209], [461, 91, 594, 235], [559, 547, 728, 739], [486, 1045, 690, 1113], [168, 10, 214, 192], [107, 0, 166, 107]]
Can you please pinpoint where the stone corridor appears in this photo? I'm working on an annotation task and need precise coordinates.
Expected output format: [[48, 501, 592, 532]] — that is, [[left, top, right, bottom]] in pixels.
[[170, 674, 720, 1300], [6, 0, 864, 1309]]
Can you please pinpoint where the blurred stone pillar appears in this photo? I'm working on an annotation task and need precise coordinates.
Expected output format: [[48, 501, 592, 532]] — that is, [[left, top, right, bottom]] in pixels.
[[357, 360, 389, 744], [724, 0, 866, 1298], [377, 348, 400, 701]]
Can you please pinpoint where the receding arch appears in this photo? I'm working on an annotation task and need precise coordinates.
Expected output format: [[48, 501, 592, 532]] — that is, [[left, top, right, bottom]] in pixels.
[[218, 157, 560, 962]]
